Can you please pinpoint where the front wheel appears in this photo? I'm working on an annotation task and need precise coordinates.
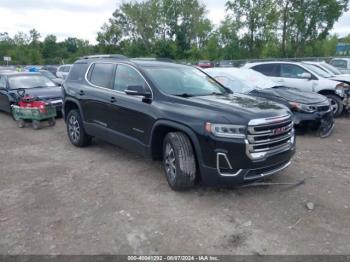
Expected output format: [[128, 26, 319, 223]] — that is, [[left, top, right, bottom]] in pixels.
[[66, 109, 92, 147], [32, 120, 41, 130], [163, 132, 197, 191], [326, 94, 343, 117]]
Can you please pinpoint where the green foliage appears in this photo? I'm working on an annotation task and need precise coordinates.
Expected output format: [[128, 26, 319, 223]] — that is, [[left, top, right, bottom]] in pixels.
[[0, 0, 349, 65]]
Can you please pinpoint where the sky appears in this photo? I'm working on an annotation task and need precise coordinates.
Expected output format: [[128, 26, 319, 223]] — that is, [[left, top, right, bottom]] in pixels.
[[0, 0, 350, 44]]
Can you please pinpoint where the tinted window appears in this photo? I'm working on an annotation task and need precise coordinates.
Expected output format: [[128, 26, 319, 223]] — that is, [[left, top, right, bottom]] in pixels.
[[67, 63, 88, 81], [89, 63, 115, 89], [281, 64, 309, 79], [114, 64, 146, 92], [252, 64, 280, 77], [330, 59, 347, 69], [0, 75, 6, 88]]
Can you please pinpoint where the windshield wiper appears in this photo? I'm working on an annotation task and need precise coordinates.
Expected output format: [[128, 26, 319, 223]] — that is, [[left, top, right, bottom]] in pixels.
[[174, 93, 194, 98], [209, 92, 225, 96]]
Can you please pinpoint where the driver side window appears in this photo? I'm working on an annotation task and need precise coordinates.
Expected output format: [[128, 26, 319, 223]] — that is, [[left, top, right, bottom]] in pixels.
[[281, 64, 309, 79], [114, 64, 147, 92]]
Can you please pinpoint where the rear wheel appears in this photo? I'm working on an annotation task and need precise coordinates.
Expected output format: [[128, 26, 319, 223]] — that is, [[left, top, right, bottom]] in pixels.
[[326, 94, 343, 117], [162, 132, 196, 191], [66, 109, 92, 147]]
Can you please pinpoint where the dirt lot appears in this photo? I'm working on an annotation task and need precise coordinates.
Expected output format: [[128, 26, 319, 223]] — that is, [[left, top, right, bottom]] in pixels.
[[0, 112, 349, 255]]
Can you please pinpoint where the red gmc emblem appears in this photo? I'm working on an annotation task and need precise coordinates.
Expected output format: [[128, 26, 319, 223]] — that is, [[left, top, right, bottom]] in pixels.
[[272, 127, 286, 135]]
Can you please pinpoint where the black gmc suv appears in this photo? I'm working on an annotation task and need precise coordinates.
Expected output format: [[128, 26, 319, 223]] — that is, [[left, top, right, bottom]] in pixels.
[[62, 55, 296, 190]]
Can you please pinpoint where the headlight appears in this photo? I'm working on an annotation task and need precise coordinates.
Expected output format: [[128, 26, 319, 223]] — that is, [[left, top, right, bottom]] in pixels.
[[289, 102, 316, 113], [205, 122, 246, 138]]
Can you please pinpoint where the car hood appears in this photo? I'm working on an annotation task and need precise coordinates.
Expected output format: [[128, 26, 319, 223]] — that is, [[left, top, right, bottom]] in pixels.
[[256, 87, 327, 104], [330, 75, 350, 83], [10, 86, 62, 100], [186, 93, 290, 120]]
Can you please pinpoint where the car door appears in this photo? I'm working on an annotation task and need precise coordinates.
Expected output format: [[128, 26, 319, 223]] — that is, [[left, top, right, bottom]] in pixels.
[[0, 75, 10, 112], [279, 63, 316, 92], [81, 62, 116, 135], [107, 63, 155, 150]]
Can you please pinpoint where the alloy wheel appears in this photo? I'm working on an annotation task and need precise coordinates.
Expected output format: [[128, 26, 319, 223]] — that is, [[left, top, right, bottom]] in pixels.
[[164, 143, 176, 182], [328, 98, 339, 115], [68, 115, 80, 143]]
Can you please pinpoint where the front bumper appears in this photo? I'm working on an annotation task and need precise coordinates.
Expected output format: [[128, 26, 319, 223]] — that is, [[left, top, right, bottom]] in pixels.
[[198, 134, 296, 186], [199, 148, 295, 186], [293, 110, 333, 126]]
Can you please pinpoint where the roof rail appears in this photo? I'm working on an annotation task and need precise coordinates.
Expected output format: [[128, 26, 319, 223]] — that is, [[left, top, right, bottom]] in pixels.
[[131, 57, 175, 63], [80, 54, 129, 60]]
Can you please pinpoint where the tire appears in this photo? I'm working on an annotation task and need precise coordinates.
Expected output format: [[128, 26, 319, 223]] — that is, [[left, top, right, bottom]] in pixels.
[[32, 120, 40, 130], [17, 119, 25, 128], [162, 132, 196, 191], [48, 118, 56, 126], [326, 94, 343, 117], [66, 109, 92, 147]]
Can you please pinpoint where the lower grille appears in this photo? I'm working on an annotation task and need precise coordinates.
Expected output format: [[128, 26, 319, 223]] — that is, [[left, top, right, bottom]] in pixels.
[[244, 161, 291, 180], [317, 105, 330, 112], [246, 114, 294, 160]]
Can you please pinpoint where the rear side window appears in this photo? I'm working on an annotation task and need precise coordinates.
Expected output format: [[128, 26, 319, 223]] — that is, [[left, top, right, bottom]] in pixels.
[[252, 64, 280, 77], [88, 63, 115, 89], [67, 63, 88, 81]]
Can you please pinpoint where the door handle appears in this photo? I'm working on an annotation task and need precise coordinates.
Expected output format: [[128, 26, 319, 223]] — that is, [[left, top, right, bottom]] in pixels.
[[277, 79, 285, 83], [110, 96, 116, 103], [79, 90, 85, 96]]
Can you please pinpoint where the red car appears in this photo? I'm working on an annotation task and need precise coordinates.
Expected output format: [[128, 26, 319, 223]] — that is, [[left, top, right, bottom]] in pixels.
[[197, 60, 213, 68]]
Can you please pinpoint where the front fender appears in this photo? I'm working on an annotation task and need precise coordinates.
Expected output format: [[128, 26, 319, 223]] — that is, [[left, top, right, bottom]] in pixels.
[[150, 119, 204, 168]]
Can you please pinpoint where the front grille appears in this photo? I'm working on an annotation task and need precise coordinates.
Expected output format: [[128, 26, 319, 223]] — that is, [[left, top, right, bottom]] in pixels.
[[246, 114, 294, 160]]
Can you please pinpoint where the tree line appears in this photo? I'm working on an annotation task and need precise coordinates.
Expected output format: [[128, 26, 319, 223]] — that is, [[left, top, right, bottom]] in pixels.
[[1, 0, 349, 65]]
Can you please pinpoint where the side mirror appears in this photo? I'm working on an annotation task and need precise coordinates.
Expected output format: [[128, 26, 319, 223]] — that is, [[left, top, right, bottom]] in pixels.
[[300, 72, 312, 80], [125, 85, 151, 98]]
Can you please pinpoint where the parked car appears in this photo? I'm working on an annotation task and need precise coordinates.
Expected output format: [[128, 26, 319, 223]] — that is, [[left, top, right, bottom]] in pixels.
[[41, 65, 58, 76], [56, 64, 72, 79], [205, 68, 334, 137], [329, 58, 350, 74], [0, 72, 63, 117], [217, 60, 234, 67], [39, 69, 63, 86], [196, 60, 213, 68], [63, 55, 295, 190], [243, 61, 350, 116], [303, 61, 350, 84]]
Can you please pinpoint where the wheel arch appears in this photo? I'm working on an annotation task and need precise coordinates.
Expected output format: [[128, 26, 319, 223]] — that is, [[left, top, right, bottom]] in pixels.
[[63, 98, 84, 121], [149, 120, 203, 166], [318, 89, 338, 97]]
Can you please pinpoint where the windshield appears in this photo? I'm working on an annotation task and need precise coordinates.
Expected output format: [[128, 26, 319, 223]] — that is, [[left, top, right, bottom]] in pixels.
[[8, 75, 56, 89], [40, 70, 56, 79], [145, 66, 227, 96], [303, 63, 332, 78], [321, 63, 342, 75]]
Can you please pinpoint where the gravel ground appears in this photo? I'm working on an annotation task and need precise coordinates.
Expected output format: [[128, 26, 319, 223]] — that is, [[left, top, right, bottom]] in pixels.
[[0, 112, 349, 255]]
